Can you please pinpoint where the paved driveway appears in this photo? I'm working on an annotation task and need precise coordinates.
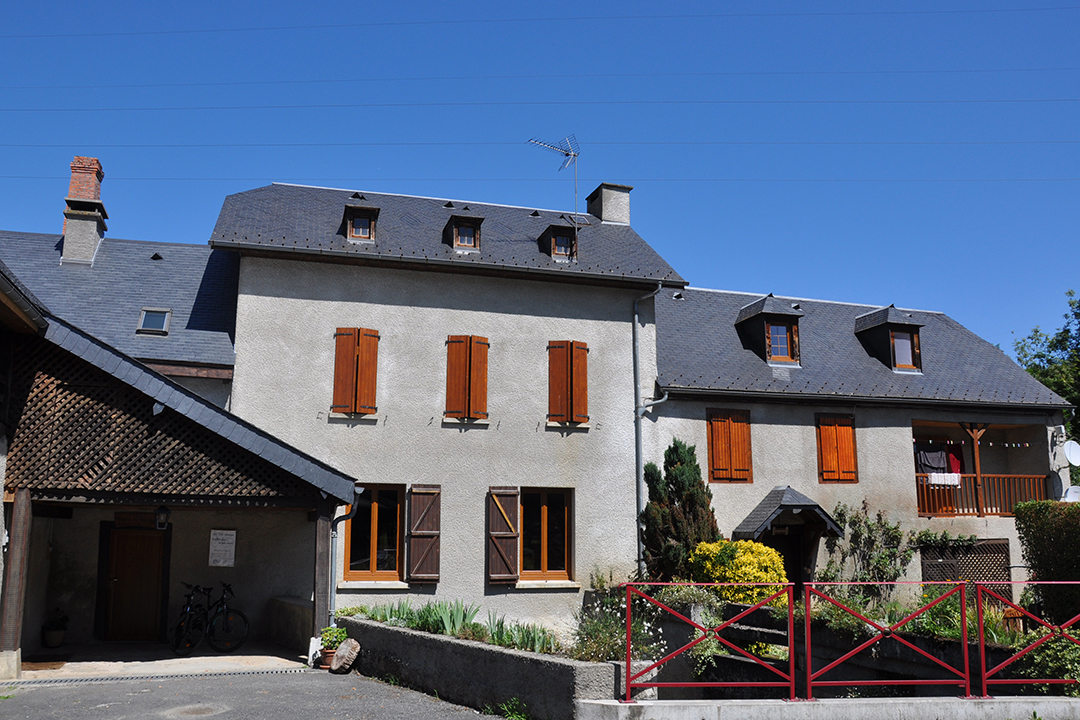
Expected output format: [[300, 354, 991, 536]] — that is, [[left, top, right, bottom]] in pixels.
[[0, 670, 482, 720]]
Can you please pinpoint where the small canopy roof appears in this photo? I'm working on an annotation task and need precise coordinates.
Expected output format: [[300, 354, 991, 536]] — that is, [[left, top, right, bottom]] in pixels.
[[731, 486, 843, 541]]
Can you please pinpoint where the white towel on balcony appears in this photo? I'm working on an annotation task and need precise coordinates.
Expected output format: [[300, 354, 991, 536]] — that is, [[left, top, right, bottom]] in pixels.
[[929, 473, 962, 486]]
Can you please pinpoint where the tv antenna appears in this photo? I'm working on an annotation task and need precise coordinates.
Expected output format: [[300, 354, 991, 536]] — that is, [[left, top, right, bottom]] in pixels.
[[528, 134, 581, 221]]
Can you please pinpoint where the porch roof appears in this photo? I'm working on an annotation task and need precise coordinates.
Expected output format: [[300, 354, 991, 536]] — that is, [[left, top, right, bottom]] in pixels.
[[731, 486, 843, 541]]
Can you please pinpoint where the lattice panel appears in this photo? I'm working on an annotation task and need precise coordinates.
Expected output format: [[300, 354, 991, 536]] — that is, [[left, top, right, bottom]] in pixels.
[[921, 539, 1011, 601], [5, 335, 316, 501]]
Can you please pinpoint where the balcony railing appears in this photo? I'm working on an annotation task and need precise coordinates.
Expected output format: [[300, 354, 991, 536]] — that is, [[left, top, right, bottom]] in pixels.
[[916, 473, 1050, 517]]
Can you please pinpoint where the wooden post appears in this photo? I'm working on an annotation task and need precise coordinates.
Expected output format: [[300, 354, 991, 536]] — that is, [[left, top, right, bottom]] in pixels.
[[961, 423, 989, 517], [0, 490, 31, 657], [313, 499, 331, 637]]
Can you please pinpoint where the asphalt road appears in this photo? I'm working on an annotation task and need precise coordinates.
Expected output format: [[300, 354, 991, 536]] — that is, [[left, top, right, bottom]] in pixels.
[[0, 670, 484, 720]]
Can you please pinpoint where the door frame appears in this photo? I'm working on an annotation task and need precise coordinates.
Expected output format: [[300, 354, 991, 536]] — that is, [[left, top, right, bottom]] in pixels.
[[94, 520, 172, 641]]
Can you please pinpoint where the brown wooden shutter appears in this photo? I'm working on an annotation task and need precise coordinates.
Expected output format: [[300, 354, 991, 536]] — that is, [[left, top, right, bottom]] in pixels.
[[407, 485, 441, 583], [571, 341, 588, 422], [707, 410, 752, 482], [547, 341, 570, 422], [445, 335, 469, 418], [818, 415, 857, 482], [790, 323, 800, 362], [487, 487, 519, 583], [332, 328, 358, 413], [355, 327, 380, 414], [468, 335, 489, 419], [708, 411, 732, 480], [730, 410, 752, 481], [912, 331, 922, 369]]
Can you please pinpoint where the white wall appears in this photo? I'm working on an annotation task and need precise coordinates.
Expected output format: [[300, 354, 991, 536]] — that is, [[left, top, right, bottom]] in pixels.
[[230, 257, 651, 628]]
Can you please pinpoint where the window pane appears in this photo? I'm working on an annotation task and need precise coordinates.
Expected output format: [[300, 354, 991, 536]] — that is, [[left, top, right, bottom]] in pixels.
[[546, 493, 567, 572], [348, 494, 373, 572], [458, 226, 475, 246], [353, 217, 370, 238], [770, 324, 789, 358], [142, 311, 168, 331], [375, 489, 399, 571], [521, 492, 542, 572], [554, 234, 571, 255], [894, 331, 914, 367]]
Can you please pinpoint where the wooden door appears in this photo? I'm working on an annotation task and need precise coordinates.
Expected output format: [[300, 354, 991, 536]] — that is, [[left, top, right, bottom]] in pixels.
[[106, 528, 164, 640]]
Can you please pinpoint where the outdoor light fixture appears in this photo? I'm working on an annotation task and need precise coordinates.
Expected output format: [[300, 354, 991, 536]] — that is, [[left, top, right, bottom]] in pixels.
[[155, 505, 171, 530]]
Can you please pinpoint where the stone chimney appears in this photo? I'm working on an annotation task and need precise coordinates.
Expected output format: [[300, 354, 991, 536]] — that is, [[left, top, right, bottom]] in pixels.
[[586, 183, 632, 225], [61, 156, 108, 265]]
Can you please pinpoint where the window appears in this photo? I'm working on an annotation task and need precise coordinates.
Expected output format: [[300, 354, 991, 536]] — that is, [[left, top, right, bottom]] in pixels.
[[767, 321, 798, 362], [891, 329, 921, 370], [445, 335, 489, 419], [136, 308, 171, 335], [345, 207, 378, 243], [344, 485, 403, 581], [454, 221, 480, 250], [547, 340, 588, 423], [485, 486, 571, 583], [707, 409, 752, 482], [552, 230, 574, 257], [520, 489, 570, 580], [331, 327, 380, 414], [817, 415, 858, 483]]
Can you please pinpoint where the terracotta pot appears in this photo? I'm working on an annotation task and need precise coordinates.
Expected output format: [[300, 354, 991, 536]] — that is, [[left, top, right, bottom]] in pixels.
[[319, 647, 336, 670]]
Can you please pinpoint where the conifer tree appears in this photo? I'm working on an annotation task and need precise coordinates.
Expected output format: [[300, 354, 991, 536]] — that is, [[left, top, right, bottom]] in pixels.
[[639, 438, 721, 580]]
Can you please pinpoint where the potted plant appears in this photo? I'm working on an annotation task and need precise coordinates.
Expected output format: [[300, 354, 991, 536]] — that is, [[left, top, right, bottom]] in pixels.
[[42, 607, 69, 648], [319, 626, 348, 669]]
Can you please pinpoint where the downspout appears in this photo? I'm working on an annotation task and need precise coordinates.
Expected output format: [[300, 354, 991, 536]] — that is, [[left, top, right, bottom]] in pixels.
[[633, 282, 669, 577], [329, 483, 365, 627]]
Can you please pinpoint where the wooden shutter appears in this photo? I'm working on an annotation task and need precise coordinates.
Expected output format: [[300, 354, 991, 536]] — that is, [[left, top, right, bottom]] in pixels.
[[332, 328, 358, 413], [547, 341, 570, 422], [708, 410, 752, 482], [445, 335, 470, 418], [407, 485, 441, 583], [571, 341, 588, 422], [487, 487, 519, 583], [912, 331, 922, 370], [355, 327, 379, 414], [818, 415, 857, 482], [468, 335, 489, 419], [790, 323, 800, 362]]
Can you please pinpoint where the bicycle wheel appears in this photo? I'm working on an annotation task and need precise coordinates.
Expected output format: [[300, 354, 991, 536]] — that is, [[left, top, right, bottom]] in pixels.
[[206, 608, 248, 652], [171, 614, 205, 656]]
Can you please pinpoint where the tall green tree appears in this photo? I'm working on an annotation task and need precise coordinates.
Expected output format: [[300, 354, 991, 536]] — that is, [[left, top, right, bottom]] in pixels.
[[1014, 290, 1080, 484], [640, 438, 721, 580]]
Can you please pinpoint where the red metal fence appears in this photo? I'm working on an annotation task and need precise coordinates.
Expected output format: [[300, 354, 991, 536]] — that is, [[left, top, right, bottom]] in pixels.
[[621, 580, 1079, 702]]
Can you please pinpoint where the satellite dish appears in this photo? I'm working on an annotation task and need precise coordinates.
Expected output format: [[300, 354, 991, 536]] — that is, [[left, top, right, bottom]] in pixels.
[[1065, 440, 1080, 467], [1063, 486, 1080, 503]]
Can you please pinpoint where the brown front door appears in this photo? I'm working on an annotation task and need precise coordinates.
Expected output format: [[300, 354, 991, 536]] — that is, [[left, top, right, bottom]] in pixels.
[[106, 528, 164, 640]]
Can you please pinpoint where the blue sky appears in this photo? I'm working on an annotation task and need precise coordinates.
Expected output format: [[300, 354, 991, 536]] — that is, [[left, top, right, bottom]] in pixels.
[[1, 1, 1077, 352]]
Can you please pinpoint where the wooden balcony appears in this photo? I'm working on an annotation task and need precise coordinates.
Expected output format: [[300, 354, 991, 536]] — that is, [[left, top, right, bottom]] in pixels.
[[916, 474, 1051, 517]]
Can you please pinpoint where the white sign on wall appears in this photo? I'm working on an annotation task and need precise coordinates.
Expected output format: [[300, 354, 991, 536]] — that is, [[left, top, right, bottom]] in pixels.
[[209, 529, 237, 567]]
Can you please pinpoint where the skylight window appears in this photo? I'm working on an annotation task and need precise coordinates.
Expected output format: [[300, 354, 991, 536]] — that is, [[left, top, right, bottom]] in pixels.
[[137, 308, 171, 336]]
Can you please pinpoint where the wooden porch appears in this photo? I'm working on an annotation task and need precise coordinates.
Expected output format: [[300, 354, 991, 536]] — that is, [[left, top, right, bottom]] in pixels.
[[916, 473, 1051, 517]]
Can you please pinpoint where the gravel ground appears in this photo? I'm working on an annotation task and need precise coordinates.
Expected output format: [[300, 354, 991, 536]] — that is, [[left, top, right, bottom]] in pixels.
[[0, 669, 486, 720]]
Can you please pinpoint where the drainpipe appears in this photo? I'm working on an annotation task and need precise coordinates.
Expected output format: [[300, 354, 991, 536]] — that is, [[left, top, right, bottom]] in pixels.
[[329, 483, 365, 627], [633, 281, 668, 577]]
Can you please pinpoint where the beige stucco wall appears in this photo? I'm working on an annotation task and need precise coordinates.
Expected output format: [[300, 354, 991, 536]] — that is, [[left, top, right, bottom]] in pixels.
[[230, 257, 652, 629], [645, 399, 1068, 582]]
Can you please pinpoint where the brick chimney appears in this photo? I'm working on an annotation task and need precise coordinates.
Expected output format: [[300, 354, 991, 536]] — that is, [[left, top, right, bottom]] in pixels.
[[586, 183, 632, 225], [61, 156, 108, 265]]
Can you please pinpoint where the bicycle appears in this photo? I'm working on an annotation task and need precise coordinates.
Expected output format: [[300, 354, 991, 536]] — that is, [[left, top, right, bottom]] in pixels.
[[171, 581, 249, 655]]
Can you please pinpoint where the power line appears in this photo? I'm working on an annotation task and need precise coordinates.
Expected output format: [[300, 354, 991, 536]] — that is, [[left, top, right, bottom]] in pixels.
[[4, 98, 1080, 113], [3, 7, 1079, 39], [2, 140, 1078, 149], [3, 176, 1078, 183], [4, 66, 1079, 91]]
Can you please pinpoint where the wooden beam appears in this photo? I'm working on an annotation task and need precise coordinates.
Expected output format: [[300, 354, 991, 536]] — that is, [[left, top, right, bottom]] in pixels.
[[313, 499, 331, 637], [144, 363, 233, 380], [960, 423, 990, 517], [0, 489, 31, 653]]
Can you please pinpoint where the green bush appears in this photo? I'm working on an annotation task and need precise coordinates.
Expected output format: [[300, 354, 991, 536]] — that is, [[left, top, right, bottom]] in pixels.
[[568, 570, 660, 662], [640, 438, 721, 581], [1012, 631, 1080, 696], [817, 501, 916, 603], [1014, 500, 1080, 624], [320, 626, 348, 650]]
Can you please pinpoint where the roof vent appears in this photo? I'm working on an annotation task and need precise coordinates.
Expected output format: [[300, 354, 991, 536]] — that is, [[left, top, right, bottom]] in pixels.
[[151, 252, 163, 260], [530, 210, 541, 217], [444, 201, 455, 208], [673, 292, 684, 300], [350, 192, 365, 200]]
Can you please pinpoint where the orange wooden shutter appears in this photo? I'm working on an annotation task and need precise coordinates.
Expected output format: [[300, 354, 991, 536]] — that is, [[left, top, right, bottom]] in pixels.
[[332, 328, 358, 413], [487, 487, 519, 583], [571, 341, 588, 422], [708, 410, 751, 482], [818, 416, 857, 482], [445, 335, 469, 418], [407, 485, 441, 583], [817, 416, 840, 481], [790, 323, 800, 362], [355, 327, 379, 415], [835, 416, 858, 481], [730, 410, 752, 481], [708, 411, 732, 480], [912, 331, 922, 369], [547, 341, 570, 422], [468, 335, 489, 419]]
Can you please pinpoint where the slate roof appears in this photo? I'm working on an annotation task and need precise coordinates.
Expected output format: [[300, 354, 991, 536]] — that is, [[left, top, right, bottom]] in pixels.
[[731, 486, 842, 540], [656, 288, 1068, 408], [209, 183, 685, 287], [0, 256, 48, 331], [0, 231, 237, 367]]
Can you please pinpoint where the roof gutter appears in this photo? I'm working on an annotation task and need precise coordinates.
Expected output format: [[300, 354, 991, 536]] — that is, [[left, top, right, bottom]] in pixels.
[[633, 281, 667, 577], [0, 271, 48, 333]]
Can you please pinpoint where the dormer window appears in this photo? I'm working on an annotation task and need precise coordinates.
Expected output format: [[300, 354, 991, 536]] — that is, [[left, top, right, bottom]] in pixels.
[[137, 308, 171, 336], [445, 216, 483, 251], [891, 329, 920, 370], [456, 223, 477, 248], [735, 294, 803, 366], [854, 305, 923, 372], [344, 205, 379, 244], [768, 321, 798, 362], [552, 231, 573, 257]]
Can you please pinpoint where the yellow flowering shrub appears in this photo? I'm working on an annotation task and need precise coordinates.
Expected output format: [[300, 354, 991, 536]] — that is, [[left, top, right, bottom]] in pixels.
[[688, 540, 787, 606]]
